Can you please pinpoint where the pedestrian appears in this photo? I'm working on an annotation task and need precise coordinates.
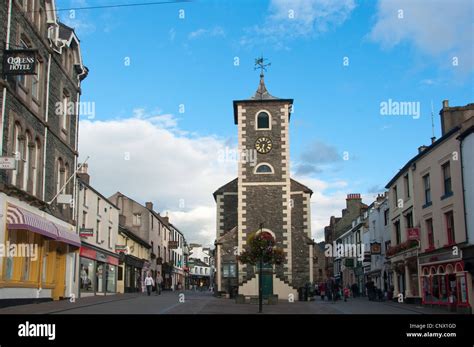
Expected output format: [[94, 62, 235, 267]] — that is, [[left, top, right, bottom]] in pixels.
[[144, 272, 154, 296], [155, 271, 163, 295], [344, 286, 350, 302], [320, 282, 326, 301]]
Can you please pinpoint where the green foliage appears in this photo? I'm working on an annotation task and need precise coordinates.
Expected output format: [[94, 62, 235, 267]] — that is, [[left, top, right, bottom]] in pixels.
[[237, 231, 285, 265]]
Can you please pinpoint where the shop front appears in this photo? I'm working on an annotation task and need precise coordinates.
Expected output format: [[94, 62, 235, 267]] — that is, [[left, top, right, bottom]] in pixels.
[[420, 250, 471, 313], [122, 254, 144, 293], [79, 245, 119, 297], [0, 200, 81, 306]]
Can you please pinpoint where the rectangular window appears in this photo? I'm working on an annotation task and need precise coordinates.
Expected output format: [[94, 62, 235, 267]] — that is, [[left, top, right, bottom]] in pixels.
[[83, 187, 87, 206], [405, 212, 413, 228], [82, 211, 87, 228], [32, 61, 41, 100], [442, 162, 452, 196], [423, 174, 431, 205], [445, 211, 455, 245], [426, 218, 434, 249], [61, 93, 69, 130], [133, 213, 141, 226], [97, 197, 100, 215], [108, 226, 112, 249], [394, 221, 401, 245], [404, 174, 410, 199], [393, 186, 398, 207], [384, 209, 389, 226], [96, 220, 100, 243]]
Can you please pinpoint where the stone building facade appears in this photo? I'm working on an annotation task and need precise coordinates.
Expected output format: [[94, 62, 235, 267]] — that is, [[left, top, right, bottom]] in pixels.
[[0, 0, 86, 306], [214, 74, 314, 299]]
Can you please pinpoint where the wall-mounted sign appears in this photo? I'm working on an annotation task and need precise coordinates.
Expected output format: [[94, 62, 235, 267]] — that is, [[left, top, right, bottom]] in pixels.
[[0, 157, 16, 170], [370, 242, 381, 255], [407, 228, 420, 240], [168, 241, 179, 249], [79, 228, 94, 237], [3, 50, 37, 75], [115, 245, 129, 254]]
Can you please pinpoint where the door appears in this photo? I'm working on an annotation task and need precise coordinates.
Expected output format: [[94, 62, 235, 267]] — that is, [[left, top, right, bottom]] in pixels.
[[52, 243, 66, 300], [259, 263, 273, 298]]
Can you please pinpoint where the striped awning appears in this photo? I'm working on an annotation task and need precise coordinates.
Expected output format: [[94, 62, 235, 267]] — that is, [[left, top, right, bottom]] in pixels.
[[7, 204, 58, 240], [7, 204, 80, 247], [56, 224, 81, 247]]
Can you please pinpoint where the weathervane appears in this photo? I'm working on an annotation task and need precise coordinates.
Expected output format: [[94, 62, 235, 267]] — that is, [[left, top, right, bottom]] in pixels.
[[254, 56, 271, 76]]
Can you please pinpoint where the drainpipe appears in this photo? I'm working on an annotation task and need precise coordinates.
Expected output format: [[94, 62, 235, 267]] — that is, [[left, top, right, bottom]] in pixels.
[[41, 53, 52, 201], [0, 0, 13, 155]]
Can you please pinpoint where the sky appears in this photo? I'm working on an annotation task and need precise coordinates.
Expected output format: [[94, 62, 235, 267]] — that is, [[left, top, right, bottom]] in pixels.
[[56, 0, 473, 246]]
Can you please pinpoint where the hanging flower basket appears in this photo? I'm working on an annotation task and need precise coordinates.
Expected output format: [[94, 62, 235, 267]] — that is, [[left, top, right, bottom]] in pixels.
[[237, 231, 285, 266]]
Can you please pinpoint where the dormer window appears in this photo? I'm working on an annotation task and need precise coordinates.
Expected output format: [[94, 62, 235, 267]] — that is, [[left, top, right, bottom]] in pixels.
[[256, 111, 270, 129]]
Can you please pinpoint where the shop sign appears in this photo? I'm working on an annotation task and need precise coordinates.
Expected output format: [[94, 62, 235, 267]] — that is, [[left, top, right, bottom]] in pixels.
[[407, 228, 420, 240], [370, 242, 381, 255], [107, 255, 119, 266], [3, 50, 37, 75], [115, 244, 129, 254], [80, 247, 96, 260], [168, 241, 179, 249], [96, 252, 107, 262], [79, 228, 94, 237]]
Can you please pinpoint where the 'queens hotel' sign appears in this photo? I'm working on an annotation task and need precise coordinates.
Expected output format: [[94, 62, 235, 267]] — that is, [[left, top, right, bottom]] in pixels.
[[2, 49, 37, 75]]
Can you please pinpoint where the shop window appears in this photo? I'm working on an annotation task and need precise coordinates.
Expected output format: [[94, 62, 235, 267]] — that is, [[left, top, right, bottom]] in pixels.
[[106, 264, 116, 293], [118, 266, 123, 281], [80, 258, 95, 292]]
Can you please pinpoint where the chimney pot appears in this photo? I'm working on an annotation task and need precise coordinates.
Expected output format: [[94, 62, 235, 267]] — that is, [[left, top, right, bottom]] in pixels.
[[442, 100, 449, 108], [145, 202, 153, 210]]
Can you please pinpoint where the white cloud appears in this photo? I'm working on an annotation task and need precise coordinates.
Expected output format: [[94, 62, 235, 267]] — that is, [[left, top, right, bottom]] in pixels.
[[188, 26, 226, 40], [240, 0, 356, 48], [79, 110, 363, 246], [79, 110, 235, 246], [369, 0, 473, 71]]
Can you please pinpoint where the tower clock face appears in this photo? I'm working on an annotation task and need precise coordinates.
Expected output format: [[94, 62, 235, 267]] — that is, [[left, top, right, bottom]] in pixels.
[[255, 137, 273, 154]]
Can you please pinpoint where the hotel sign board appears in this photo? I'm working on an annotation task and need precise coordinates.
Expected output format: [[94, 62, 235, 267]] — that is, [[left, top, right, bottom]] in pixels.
[[168, 241, 179, 249], [3, 50, 37, 75], [0, 157, 16, 170]]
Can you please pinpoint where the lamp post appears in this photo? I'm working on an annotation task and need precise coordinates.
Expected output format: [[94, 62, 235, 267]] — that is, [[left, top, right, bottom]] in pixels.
[[258, 223, 264, 313]]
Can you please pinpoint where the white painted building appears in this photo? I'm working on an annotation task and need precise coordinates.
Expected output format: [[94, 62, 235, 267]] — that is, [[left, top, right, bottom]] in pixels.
[[76, 166, 120, 297], [366, 193, 392, 292]]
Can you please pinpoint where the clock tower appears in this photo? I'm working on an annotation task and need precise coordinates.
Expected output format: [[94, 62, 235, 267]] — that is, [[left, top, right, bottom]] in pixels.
[[214, 61, 314, 299]]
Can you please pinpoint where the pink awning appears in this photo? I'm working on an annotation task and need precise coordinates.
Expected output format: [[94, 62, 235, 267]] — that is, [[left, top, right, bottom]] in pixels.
[[55, 224, 81, 247], [7, 204, 58, 240], [7, 204, 80, 247]]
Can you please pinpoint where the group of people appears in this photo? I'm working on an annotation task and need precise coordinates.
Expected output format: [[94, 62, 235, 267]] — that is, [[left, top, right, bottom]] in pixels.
[[315, 279, 392, 302], [144, 272, 164, 296], [315, 281, 354, 302]]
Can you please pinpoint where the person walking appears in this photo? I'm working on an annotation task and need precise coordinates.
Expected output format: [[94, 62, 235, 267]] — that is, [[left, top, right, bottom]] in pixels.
[[144, 273, 154, 296], [344, 286, 350, 302], [155, 272, 163, 295]]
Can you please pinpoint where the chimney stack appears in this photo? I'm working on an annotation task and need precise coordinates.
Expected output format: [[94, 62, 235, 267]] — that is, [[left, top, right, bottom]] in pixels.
[[77, 163, 90, 185], [346, 193, 361, 200], [418, 145, 428, 153], [145, 202, 153, 210]]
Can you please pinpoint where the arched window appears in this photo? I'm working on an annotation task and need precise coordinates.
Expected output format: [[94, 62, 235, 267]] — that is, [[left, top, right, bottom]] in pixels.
[[256, 111, 270, 129], [32, 139, 41, 197], [23, 132, 32, 191], [56, 158, 64, 194], [255, 163, 274, 174], [11, 123, 23, 186], [64, 163, 70, 194]]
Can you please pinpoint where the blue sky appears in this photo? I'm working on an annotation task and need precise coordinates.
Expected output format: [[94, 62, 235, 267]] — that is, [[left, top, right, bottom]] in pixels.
[[56, 0, 473, 244]]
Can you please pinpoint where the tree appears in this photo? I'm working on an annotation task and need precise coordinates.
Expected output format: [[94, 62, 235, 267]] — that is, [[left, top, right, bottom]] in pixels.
[[238, 230, 285, 312]]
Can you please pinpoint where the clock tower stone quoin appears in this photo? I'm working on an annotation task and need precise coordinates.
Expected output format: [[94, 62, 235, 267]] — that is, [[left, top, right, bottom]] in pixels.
[[214, 68, 314, 298]]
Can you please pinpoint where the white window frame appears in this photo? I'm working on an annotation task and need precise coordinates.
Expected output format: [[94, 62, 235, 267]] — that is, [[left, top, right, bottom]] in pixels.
[[255, 110, 272, 130], [254, 162, 275, 174]]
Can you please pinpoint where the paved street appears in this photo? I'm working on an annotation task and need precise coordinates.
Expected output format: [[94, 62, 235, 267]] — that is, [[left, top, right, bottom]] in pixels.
[[0, 291, 455, 315]]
